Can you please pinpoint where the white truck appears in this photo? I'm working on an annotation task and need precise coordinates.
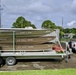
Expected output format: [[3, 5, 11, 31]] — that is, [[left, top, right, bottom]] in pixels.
[[0, 28, 71, 66]]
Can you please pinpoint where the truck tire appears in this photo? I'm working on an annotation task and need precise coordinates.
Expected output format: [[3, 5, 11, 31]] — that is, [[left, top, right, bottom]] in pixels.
[[0, 57, 3, 66], [6, 57, 16, 66]]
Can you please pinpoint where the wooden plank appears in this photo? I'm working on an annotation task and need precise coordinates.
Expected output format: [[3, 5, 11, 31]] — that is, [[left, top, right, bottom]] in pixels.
[[0, 44, 54, 51], [0, 36, 56, 44]]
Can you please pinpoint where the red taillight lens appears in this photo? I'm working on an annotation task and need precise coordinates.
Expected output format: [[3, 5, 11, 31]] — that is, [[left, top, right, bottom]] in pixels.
[[73, 44, 75, 47]]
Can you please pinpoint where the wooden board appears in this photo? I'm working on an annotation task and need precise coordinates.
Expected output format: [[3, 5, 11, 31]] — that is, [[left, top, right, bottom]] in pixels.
[[0, 44, 54, 51], [0, 36, 56, 45], [0, 28, 55, 51], [0, 29, 53, 35]]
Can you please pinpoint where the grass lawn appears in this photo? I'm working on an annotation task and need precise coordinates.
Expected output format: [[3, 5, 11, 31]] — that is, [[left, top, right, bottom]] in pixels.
[[0, 69, 76, 75]]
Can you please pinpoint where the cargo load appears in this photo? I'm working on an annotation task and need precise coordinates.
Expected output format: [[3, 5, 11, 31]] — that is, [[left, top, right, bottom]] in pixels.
[[0, 28, 55, 51]]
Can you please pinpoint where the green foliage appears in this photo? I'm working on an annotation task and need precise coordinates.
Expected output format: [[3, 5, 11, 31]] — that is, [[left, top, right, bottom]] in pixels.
[[56, 26, 64, 37], [41, 20, 57, 29], [63, 28, 71, 33], [71, 28, 76, 34], [60, 31, 65, 35], [57, 26, 64, 31], [31, 24, 37, 29], [12, 16, 36, 28], [41, 20, 65, 38], [0, 69, 76, 75], [63, 28, 76, 34]]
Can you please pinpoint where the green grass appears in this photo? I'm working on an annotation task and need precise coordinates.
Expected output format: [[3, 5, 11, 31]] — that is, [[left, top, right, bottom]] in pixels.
[[0, 69, 76, 75]]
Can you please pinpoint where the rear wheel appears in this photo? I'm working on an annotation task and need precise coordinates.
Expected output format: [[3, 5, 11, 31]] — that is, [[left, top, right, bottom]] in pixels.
[[0, 57, 3, 66], [6, 57, 16, 66]]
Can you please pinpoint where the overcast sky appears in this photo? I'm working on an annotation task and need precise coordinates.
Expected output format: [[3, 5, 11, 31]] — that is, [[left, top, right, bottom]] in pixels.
[[1, 0, 76, 28]]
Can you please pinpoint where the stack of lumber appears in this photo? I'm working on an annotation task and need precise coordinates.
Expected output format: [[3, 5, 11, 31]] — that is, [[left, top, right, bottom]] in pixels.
[[0, 29, 55, 51]]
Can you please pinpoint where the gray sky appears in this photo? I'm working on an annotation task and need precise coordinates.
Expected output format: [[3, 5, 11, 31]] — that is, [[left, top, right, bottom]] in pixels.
[[1, 0, 76, 28]]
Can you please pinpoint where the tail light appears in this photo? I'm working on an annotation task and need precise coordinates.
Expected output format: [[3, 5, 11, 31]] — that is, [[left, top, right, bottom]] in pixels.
[[73, 44, 76, 47]]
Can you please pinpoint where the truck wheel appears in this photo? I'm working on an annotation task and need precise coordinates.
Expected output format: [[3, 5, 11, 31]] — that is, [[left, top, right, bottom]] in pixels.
[[0, 57, 3, 66], [6, 57, 16, 66]]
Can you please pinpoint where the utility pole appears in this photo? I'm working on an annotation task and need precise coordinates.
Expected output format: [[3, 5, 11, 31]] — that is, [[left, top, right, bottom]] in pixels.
[[62, 17, 63, 28], [0, 0, 1, 28], [0, 0, 3, 28]]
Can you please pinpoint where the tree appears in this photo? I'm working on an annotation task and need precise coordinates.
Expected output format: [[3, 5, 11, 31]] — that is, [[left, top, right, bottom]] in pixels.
[[41, 20, 57, 29], [71, 28, 76, 34], [63, 28, 71, 33], [41, 20, 65, 40], [12, 16, 36, 28], [31, 24, 37, 29], [56, 26, 64, 31]]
